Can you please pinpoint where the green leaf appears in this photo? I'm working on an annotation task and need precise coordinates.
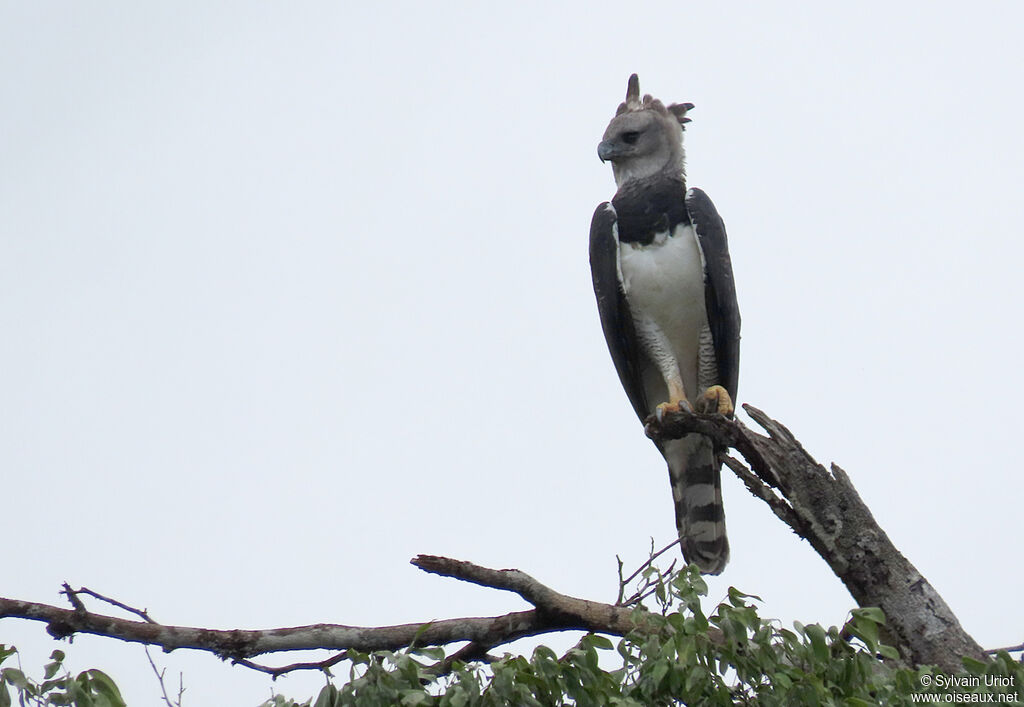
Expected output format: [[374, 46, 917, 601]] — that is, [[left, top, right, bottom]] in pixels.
[[804, 624, 829, 663], [778, 627, 799, 644], [532, 645, 558, 663], [85, 670, 125, 706], [649, 660, 668, 687], [401, 688, 430, 706], [845, 614, 879, 653], [0, 669, 28, 692], [346, 649, 369, 665], [42, 675, 69, 691], [409, 621, 435, 648], [655, 581, 667, 605], [412, 646, 446, 662], [44, 660, 63, 681], [691, 572, 708, 597], [311, 684, 339, 704], [727, 587, 762, 606], [878, 644, 901, 660], [692, 607, 709, 632], [961, 656, 988, 673], [584, 634, 614, 651], [851, 607, 886, 625]]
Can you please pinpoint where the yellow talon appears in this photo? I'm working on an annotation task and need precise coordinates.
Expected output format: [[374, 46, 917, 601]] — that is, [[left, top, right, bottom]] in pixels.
[[697, 385, 734, 417], [655, 399, 693, 422]]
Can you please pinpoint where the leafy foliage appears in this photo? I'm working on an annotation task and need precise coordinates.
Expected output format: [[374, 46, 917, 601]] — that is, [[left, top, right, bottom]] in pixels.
[[0, 645, 125, 707]]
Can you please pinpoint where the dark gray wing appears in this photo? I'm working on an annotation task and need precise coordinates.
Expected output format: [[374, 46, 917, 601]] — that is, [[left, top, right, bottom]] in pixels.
[[589, 202, 650, 422], [686, 188, 740, 402]]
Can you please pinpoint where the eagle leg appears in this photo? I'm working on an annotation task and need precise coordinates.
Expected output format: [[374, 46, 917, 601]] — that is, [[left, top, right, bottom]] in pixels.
[[655, 378, 694, 422], [696, 385, 734, 418]]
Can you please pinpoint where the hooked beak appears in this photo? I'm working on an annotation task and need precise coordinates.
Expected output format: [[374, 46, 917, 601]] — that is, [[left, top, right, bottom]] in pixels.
[[597, 140, 620, 163]]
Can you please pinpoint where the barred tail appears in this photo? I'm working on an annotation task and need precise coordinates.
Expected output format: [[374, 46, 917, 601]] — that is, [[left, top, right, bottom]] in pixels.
[[664, 435, 729, 574]]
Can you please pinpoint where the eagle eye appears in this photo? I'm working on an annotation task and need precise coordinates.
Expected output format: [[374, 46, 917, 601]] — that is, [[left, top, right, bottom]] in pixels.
[[621, 131, 640, 145]]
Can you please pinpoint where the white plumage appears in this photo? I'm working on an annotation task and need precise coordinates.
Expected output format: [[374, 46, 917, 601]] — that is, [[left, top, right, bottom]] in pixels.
[[618, 223, 708, 408]]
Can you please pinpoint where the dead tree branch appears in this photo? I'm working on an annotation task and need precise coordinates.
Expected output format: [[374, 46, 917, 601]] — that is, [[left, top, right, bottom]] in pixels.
[[0, 594, 536, 664], [646, 403, 986, 672], [410, 554, 647, 636], [0, 555, 697, 677]]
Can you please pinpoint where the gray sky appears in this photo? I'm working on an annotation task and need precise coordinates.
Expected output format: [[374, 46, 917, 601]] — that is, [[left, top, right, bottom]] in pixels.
[[3, 2, 1023, 704]]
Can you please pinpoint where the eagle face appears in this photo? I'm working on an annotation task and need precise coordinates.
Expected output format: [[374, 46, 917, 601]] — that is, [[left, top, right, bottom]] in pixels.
[[597, 105, 685, 186]]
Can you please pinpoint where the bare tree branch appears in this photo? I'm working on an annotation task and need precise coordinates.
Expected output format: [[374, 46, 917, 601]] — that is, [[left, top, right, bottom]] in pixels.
[[0, 555, 695, 675], [233, 652, 350, 679], [411, 555, 642, 636], [0, 594, 543, 660], [647, 403, 986, 672]]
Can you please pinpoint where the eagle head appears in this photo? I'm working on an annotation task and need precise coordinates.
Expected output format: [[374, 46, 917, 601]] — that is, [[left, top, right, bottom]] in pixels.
[[598, 74, 694, 187]]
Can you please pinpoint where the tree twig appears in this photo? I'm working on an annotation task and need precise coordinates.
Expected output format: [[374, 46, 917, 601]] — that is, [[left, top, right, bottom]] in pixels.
[[71, 586, 158, 624], [618, 538, 680, 596], [145, 646, 183, 707], [60, 583, 87, 613]]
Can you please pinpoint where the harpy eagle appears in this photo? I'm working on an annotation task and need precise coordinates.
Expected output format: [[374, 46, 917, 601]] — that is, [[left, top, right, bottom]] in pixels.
[[589, 74, 740, 575]]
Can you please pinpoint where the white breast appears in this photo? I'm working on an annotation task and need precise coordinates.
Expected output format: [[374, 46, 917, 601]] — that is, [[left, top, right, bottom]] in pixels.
[[618, 223, 708, 405]]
